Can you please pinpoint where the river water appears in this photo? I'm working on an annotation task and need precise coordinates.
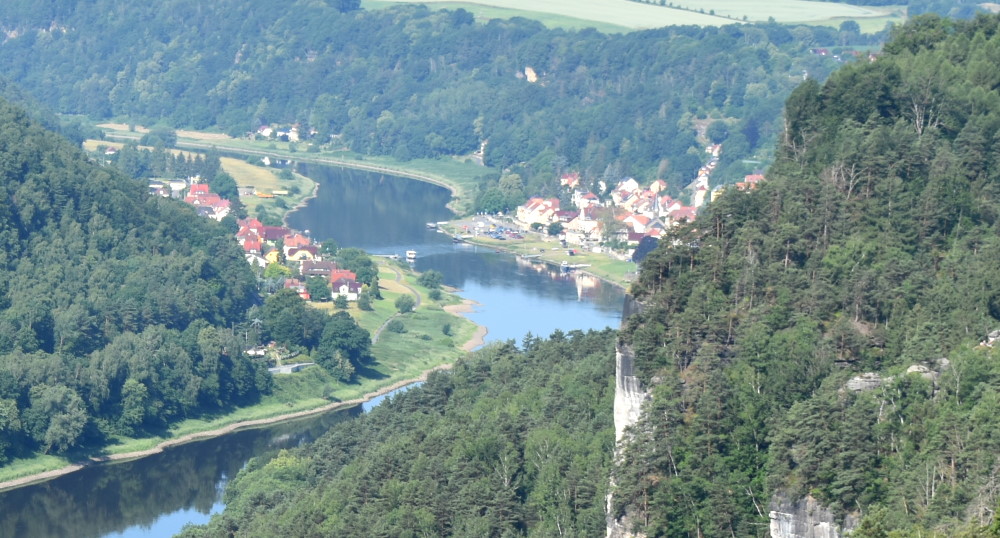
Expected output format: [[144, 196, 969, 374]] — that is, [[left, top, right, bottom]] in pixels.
[[0, 164, 624, 537]]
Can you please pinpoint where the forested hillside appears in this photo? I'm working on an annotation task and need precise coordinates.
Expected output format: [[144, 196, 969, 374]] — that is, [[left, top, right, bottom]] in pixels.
[[0, 99, 269, 463], [179, 330, 616, 537], [613, 13, 1000, 536], [0, 1, 857, 196]]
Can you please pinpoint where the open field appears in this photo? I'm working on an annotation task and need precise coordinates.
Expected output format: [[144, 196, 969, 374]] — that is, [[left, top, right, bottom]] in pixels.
[[362, 0, 903, 29]]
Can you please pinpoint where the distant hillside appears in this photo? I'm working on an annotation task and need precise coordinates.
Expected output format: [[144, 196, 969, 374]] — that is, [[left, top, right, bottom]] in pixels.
[[0, 1, 864, 198], [0, 99, 267, 463], [613, 13, 1000, 536]]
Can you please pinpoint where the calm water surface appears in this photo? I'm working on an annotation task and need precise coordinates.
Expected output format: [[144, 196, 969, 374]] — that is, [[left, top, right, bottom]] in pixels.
[[288, 164, 625, 343], [0, 164, 624, 537]]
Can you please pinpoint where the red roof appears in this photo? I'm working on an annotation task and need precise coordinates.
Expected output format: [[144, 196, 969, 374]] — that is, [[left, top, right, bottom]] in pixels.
[[284, 233, 311, 248], [189, 183, 210, 195], [238, 217, 264, 232], [242, 238, 262, 253], [670, 206, 697, 222], [328, 269, 357, 283]]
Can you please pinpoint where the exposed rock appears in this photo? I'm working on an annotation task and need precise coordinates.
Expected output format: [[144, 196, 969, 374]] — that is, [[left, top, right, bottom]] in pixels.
[[613, 343, 650, 443], [608, 295, 651, 538], [769, 493, 857, 538], [905, 364, 936, 382], [980, 329, 1000, 347], [845, 372, 884, 392]]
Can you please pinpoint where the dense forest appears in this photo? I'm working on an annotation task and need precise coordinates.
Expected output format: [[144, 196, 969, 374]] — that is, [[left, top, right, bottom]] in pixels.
[[613, 13, 1000, 537], [179, 330, 616, 537], [0, 1, 862, 200], [0, 97, 384, 466], [0, 100, 270, 463]]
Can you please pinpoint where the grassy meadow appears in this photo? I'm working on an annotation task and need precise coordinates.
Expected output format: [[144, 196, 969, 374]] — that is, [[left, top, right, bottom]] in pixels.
[[362, 0, 904, 30]]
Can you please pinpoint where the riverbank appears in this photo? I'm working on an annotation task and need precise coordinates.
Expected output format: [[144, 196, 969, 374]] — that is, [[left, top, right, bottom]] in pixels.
[[94, 123, 492, 215], [0, 362, 459, 493], [439, 217, 636, 289], [445, 299, 488, 350]]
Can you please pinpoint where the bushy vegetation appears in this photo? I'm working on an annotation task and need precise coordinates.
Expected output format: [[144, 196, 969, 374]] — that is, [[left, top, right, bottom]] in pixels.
[[613, 14, 1000, 536], [179, 329, 616, 537]]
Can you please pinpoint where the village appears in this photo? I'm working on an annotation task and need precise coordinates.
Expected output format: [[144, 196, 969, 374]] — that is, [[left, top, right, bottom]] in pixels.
[[498, 143, 764, 261], [153, 173, 367, 305], [162, 141, 766, 295]]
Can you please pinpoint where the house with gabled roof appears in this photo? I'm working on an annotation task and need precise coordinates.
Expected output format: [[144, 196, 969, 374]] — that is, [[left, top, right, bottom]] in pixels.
[[668, 206, 697, 225], [285, 245, 318, 262], [623, 214, 652, 234], [302, 260, 339, 278], [283, 233, 311, 249], [261, 226, 290, 241], [328, 269, 358, 285], [736, 174, 765, 191], [516, 197, 560, 226], [572, 191, 600, 209], [242, 237, 262, 254], [331, 277, 362, 301]]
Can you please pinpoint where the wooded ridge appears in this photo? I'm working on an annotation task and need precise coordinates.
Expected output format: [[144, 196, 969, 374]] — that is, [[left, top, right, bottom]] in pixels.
[[615, 13, 1000, 537]]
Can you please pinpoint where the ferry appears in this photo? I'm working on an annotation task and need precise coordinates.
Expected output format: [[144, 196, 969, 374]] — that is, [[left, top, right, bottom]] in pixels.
[[406, 250, 417, 261]]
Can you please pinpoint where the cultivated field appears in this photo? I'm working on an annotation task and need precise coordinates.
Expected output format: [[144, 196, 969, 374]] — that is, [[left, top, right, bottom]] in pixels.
[[362, 0, 904, 30]]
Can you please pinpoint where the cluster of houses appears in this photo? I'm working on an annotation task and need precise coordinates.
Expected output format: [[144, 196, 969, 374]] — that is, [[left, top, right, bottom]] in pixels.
[[150, 177, 233, 221], [184, 183, 232, 221], [514, 144, 765, 250], [171, 178, 362, 303], [250, 124, 320, 143], [235, 217, 363, 302]]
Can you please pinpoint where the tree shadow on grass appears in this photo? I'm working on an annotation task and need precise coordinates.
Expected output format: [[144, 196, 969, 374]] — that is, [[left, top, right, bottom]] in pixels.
[[354, 362, 389, 381]]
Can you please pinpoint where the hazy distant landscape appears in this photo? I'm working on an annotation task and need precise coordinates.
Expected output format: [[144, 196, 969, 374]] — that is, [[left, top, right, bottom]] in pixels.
[[363, 0, 906, 30]]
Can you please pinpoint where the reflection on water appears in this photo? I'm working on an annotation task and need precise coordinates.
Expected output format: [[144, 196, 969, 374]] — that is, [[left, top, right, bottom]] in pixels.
[[0, 406, 360, 538], [288, 162, 625, 342], [415, 249, 623, 344]]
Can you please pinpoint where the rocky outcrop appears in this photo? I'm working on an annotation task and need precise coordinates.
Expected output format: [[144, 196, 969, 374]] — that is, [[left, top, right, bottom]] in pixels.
[[613, 342, 649, 444], [607, 295, 651, 538], [769, 493, 857, 538]]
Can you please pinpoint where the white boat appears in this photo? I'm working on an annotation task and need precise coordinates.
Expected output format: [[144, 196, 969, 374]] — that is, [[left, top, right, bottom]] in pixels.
[[406, 250, 417, 261]]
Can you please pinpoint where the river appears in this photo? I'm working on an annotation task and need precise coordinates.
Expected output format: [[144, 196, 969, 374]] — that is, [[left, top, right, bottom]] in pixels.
[[0, 164, 624, 537]]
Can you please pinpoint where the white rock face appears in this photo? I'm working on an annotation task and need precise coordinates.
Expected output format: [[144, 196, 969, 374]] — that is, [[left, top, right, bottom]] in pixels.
[[607, 338, 651, 538], [845, 372, 884, 392], [613, 344, 649, 444], [769, 494, 856, 538]]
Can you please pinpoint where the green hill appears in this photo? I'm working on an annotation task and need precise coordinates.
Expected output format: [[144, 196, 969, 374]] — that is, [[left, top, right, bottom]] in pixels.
[[0, 99, 267, 463], [614, 13, 1000, 536]]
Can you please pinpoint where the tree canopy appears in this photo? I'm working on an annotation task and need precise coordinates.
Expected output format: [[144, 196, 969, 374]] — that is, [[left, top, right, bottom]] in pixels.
[[614, 13, 1000, 536], [0, 99, 268, 462]]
